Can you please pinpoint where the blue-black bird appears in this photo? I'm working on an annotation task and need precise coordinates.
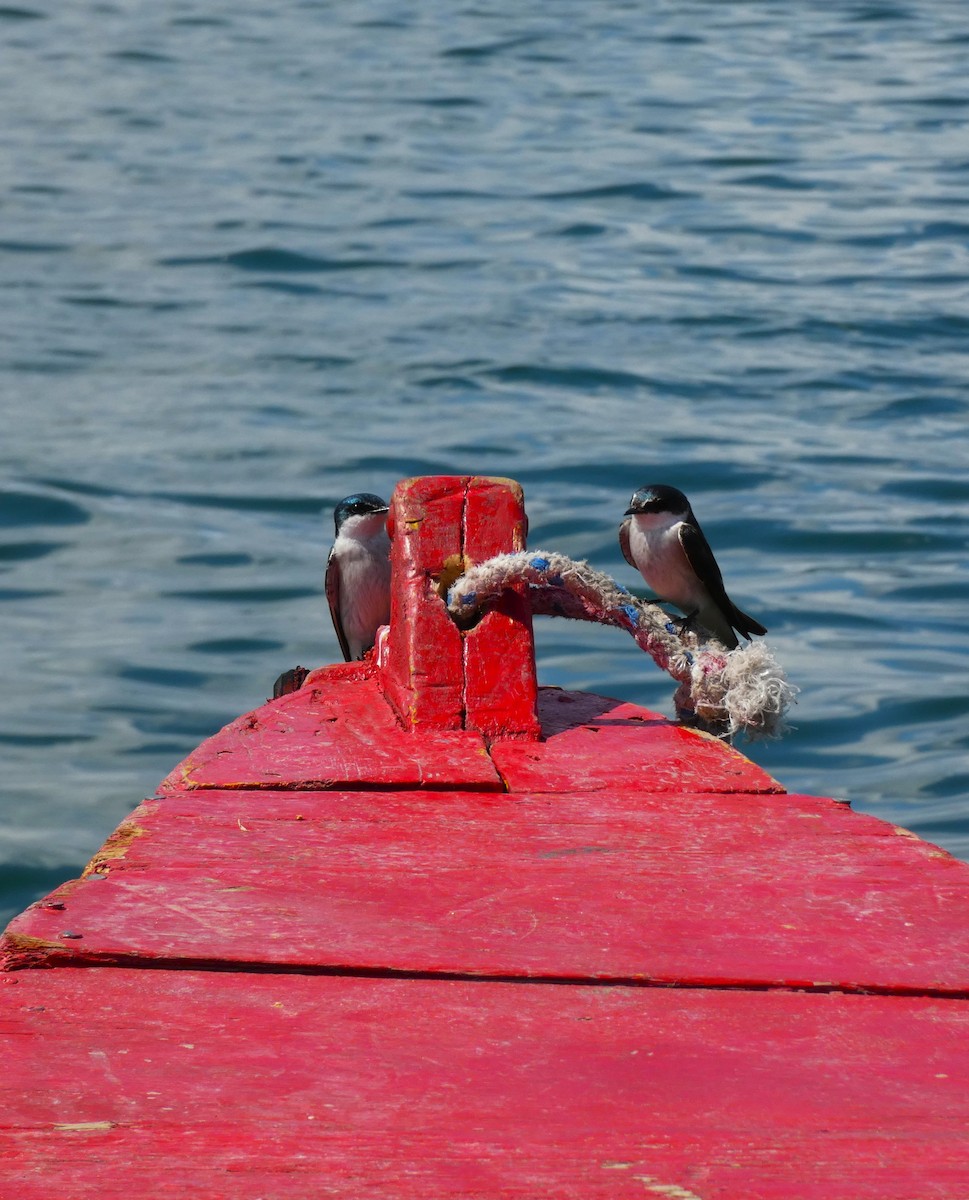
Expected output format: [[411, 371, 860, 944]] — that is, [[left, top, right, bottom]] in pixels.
[[325, 492, 391, 661], [620, 484, 766, 651]]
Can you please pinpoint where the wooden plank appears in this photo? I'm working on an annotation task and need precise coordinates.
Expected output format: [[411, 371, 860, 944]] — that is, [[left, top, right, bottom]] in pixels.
[[159, 678, 774, 797], [6, 788, 968, 992], [158, 663, 502, 793], [492, 688, 782, 793], [2, 969, 969, 1198]]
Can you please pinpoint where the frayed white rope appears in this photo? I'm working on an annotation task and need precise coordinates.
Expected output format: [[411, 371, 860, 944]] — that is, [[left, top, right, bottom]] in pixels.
[[446, 550, 796, 740]]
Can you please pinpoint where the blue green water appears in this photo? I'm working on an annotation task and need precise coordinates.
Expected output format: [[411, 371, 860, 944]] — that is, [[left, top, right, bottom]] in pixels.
[[2, 2, 968, 926]]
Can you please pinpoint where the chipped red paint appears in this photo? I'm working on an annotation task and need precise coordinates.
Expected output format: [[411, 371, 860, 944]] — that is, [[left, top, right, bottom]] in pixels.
[[158, 663, 504, 794], [3, 475, 969, 1197], [377, 475, 538, 738], [7, 783, 969, 994], [4, 971, 969, 1200]]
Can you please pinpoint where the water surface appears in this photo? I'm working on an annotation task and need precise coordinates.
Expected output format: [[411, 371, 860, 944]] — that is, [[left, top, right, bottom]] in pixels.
[[2, 1, 968, 923]]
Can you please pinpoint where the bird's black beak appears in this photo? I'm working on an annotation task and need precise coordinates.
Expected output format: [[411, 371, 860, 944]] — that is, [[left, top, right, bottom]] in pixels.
[[623, 507, 636, 517]]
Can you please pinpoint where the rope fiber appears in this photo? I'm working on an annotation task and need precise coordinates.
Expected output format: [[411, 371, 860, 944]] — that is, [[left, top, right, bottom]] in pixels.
[[446, 550, 795, 740]]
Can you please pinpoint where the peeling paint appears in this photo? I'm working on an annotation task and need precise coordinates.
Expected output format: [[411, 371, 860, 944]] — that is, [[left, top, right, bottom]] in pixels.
[[893, 825, 921, 840], [53, 1121, 115, 1133], [633, 1175, 705, 1200], [6, 931, 66, 952], [83, 821, 147, 875], [0, 930, 69, 970]]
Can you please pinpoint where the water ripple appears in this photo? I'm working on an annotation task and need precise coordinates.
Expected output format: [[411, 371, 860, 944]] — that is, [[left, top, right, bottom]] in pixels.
[[160, 248, 406, 272], [0, 489, 89, 528], [482, 364, 651, 391], [4, 0, 969, 921], [538, 181, 692, 203], [0, 540, 66, 563]]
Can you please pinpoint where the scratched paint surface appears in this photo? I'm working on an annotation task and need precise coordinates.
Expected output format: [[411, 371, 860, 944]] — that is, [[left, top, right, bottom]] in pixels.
[[159, 662, 504, 793], [3, 970, 969, 1199], [5, 777, 969, 992], [4, 476, 969, 1196]]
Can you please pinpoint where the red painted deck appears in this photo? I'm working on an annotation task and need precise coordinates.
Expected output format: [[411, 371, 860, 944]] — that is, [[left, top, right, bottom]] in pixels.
[[3, 475, 969, 1198]]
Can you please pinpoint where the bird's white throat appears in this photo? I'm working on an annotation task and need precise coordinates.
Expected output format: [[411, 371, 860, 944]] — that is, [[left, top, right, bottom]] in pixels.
[[339, 511, 389, 541]]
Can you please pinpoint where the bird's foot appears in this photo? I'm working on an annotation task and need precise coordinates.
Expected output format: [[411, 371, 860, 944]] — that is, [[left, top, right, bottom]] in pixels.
[[669, 611, 720, 647]]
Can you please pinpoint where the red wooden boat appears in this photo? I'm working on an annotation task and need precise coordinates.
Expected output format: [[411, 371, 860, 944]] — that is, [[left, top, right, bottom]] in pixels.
[[3, 476, 969, 1198]]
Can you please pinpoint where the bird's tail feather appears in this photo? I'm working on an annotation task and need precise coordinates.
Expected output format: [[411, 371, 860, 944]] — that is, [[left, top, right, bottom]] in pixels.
[[731, 605, 767, 639]]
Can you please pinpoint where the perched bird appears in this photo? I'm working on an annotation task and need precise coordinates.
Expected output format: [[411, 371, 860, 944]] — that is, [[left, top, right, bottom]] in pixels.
[[325, 492, 391, 661], [619, 484, 766, 651]]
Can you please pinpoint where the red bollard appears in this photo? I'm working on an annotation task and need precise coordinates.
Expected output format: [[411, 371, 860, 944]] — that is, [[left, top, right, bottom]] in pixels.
[[378, 476, 540, 741]]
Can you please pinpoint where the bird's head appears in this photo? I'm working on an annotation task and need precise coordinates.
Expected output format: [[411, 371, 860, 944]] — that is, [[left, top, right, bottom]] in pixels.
[[333, 493, 390, 536], [624, 484, 690, 520]]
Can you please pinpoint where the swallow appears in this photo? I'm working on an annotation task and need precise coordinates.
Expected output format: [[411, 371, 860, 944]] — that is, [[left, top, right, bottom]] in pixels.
[[620, 483, 766, 650], [325, 492, 391, 661]]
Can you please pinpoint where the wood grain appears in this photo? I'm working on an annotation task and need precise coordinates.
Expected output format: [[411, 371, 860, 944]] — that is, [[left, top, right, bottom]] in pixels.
[[3, 970, 968, 1198], [5, 785, 967, 992]]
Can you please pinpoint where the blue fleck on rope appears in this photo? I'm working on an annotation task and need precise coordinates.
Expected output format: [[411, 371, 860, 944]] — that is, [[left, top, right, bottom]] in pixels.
[[446, 549, 795, 740]]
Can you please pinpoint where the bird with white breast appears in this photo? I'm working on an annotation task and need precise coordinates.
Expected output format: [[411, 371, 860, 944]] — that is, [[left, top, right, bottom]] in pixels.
[[620, 483, 766, 651], [325, 492, 392, 661]]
